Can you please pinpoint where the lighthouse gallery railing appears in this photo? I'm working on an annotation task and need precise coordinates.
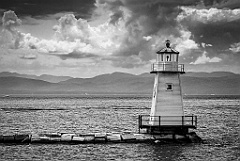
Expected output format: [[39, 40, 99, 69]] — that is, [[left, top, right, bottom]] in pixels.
[[138, 115, 197, 128], [151, 63, 184, 73]]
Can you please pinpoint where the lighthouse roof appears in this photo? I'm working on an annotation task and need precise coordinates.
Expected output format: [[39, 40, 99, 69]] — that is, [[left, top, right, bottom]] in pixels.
[[157, 47, 179, 54], [156, 40, 179, 54]]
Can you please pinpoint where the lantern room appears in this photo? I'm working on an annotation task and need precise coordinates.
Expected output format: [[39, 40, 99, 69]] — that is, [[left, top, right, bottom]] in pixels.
[[156, 40, 179, 63], [151, 40, 184, 73]]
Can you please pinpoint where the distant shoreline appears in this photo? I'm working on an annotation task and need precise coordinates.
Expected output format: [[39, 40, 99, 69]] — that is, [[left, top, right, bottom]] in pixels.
[[1, 93, 240, 99]]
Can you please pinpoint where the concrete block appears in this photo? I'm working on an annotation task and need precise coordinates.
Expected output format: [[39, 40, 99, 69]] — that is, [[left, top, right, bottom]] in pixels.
[[39, 136, 51, 143], [134, 134, 154, 141], [95, 137, 106, 142], [49, 137, 61, 142], [94, 133, 106, 142], [107, 134, 122, 142], [175, 134, 186, 140], [45, 133, 61, 138], [153, 134, 173, 140], [186, 132, 202, 143], [83, 135, 95, 142], [61, 134, 75, 142], [72, 136, 85, 142], [3, 135, 15, 142], [15, 134, 30, 143], [139, 129, 148, 134], [0, 135, 3, 142], [121, 134, 136, 142], [94, 133, 106, 138], [31, 134, 41, 142]]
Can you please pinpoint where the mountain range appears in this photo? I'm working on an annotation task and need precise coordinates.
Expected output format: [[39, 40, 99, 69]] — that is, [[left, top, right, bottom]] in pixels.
[[0, 71, 239, 95]]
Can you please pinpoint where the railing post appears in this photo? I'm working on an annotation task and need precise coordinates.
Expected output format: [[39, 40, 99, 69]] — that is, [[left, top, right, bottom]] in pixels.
[[195, 116, 197, 127], [159, 116, 161, 131], [159, 116, 161, 126], [182, 116, 184, 126], [138, 115, 141, 133], [192, 115, 194, 126]]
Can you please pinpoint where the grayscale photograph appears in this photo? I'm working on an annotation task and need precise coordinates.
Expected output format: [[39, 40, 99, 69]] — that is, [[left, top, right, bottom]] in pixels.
[[0, 0, 239, 160]]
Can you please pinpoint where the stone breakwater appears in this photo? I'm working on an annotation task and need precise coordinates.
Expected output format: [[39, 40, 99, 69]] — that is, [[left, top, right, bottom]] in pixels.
[[0, 132, 202, 144]]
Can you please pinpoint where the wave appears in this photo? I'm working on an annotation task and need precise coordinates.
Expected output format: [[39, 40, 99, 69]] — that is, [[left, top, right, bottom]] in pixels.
[[1, 108, 67, 111]]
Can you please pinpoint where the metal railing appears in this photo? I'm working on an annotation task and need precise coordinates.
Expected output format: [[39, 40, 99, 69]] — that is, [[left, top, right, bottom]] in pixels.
[[151, 63, 184, 73], [138, 115, 197, 128]]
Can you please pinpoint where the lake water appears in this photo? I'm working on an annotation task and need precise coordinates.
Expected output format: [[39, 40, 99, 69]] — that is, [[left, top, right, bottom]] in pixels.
[[0, 95, 239, 161]]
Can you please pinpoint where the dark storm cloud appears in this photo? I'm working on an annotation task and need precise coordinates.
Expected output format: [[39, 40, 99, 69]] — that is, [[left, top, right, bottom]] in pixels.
[[181, 17, 240, 52], [179, 7, 240, 57], [98, 0, 201, 35], [95, 0, 202, 65], [0, 0, 95, 19], [203, 0, 240, 9], [178, 6, 240, 66]]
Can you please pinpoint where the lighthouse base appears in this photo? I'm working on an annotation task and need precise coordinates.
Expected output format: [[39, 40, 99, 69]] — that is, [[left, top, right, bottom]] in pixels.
[[140, 126, 191, 135], [138, 115, 197, 135]]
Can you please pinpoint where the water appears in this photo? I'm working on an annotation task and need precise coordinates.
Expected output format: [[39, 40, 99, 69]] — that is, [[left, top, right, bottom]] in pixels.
[[0, 95, 239, 161]]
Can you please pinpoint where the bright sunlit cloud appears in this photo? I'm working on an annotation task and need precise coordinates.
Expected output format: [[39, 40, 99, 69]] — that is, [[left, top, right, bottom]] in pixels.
[[0, 0, 240, 76]]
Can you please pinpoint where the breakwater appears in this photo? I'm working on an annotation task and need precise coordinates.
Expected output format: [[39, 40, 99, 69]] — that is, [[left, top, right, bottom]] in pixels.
[[0, 132, 202, 144]]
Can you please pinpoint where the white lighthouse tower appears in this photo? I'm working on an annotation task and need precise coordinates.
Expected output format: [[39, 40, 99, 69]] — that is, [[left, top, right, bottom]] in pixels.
[[139, 40, 196, 135], [150, 40, 184, 125]]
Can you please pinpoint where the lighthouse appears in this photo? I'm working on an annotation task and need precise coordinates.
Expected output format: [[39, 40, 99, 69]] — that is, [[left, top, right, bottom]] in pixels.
[[139, 40, 197, 135]]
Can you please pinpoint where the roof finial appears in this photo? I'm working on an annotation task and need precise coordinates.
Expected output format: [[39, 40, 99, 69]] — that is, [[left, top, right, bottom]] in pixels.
[[166, 40, 170, 48]]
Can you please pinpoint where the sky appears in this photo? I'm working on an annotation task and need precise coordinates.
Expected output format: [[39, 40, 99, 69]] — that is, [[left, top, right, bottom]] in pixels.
[[0, 0, 240, 78]]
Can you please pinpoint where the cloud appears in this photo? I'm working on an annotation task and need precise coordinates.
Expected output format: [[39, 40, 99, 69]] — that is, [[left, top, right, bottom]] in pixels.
[[56, 50, 99, 60], [53, 14, 90, 42], [178, 7, 240, 24], [2, 0, 239, 70], [20, 53, 37, 59], [0, 11, 105, 59], [0, 0, 95, 19], [190, 51, 222, 65], [229, 42, 240, 53], [206, 0, 240, 9], [0, 0, 201, 69], [1, 10, 25, 49], [178, 7, 240, 52]]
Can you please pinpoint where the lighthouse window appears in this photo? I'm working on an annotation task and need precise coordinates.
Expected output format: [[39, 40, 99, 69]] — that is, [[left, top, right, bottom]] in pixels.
[[166, 54, 171, 61], [166, 84, 173, 91]]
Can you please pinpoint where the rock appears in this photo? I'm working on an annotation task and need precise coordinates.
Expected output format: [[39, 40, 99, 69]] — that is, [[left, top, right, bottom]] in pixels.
[[31, 134, 41, 143], [83, 135, 95, 142], [0, 135, 4, 142], [175, 134, 186, 140], [49, 137, 61, 142], [3, 135, 15, 143], [107, 134, 122, 142], [61, 134, 75, 142], [95, 133, 106, 138], [39, 135, 52, 143], [15, 134, 30, 143], [121, 134, 136, 142], [139, 129, 148, 134], [134, 134, 154, 141], [187, 132, 202, 143], [153, 134, 173, 140], [72, 136, 85, 142], [94, 133, 106, 142], [45, 133, 61, 138]]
